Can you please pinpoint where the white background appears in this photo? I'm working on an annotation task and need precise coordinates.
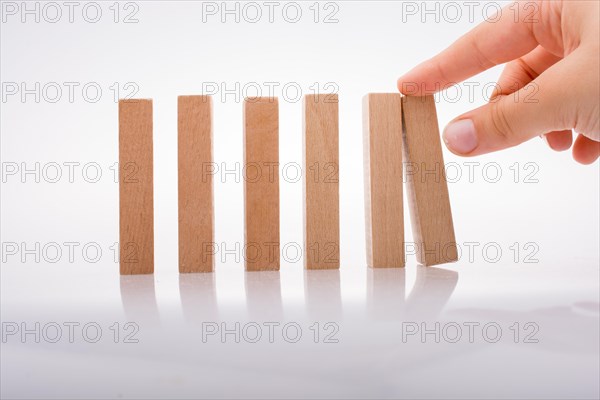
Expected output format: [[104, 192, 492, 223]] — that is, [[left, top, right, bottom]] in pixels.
[[1, 1, 599, 399]]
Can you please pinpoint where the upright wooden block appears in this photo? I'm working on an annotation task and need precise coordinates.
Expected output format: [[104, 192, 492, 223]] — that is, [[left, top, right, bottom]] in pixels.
[[178, 95, 214, 273], [402, 96, 458, 266], [363, 93, 405, 268], [244, 97, 280, 271], [303, 94, 339, 269], [119, 99, 154, 275]]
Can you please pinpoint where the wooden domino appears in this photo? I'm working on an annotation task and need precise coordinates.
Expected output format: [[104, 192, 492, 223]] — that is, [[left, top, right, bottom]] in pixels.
[[178, 95, 214, 273], [118, 92, 458, 275], [303, 94, 340, 270], [402, 95, 458, 266], [119, 99, 154, 275], [244, 97, 280, 271], [363, 93, 405, 268]]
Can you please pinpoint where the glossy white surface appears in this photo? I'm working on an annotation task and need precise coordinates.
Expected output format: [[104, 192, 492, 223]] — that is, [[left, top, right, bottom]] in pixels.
[[2, 260, 599, 399]]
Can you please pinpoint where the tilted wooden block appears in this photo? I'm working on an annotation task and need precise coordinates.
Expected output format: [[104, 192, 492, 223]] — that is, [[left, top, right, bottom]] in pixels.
[[363, 93, 405, 268], [244, 97, 280, 271], [402, 95, 458, 266], [178, 95, 214, 273], [119, 99, 154, 275], [303, 94, 340, 269]]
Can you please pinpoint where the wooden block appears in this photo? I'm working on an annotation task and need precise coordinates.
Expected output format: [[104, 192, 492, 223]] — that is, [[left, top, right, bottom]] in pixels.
[[243, 97, 280, 271], [178, 95, 214, 273], [402, 95, 458, 266], [119, 99, 154, 275], [303, 94, 339, 269], [363, 93, 405, 268]]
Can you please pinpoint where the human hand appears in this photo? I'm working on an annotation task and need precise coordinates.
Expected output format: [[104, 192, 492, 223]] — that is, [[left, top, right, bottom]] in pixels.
[[397, 0, 600, 164]]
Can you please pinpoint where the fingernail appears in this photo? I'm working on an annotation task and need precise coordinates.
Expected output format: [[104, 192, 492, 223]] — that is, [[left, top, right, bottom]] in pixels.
[[443, 119, 478, 154]]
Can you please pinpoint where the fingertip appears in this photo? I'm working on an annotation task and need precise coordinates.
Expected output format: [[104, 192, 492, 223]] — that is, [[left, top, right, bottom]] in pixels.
[[397, 60, 438, 96], [572, 134, 600, 165], [574, 154, 599, 165], [396, 77, 407, 94], [442, 119, 479, 155], [397, 72, 421, 96], [544, 130, 573, 152]]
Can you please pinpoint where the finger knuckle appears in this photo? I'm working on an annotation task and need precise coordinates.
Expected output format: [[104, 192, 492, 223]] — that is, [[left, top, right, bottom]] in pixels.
[[489, 101, 517, 144]]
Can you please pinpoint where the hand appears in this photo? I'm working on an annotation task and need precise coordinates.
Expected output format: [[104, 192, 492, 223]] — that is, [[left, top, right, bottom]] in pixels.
[[397, 0, 600, 164]]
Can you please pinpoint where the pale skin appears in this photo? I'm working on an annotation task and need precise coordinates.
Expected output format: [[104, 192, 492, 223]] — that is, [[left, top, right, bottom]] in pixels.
[[397, 0, 600, 164]]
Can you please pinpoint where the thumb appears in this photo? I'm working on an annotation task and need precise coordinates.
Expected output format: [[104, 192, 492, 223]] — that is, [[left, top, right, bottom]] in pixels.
[[442, 57, 578, 156]]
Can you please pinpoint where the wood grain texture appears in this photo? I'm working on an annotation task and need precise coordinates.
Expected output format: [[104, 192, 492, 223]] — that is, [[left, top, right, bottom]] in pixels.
[[402, 95, 458, 266], [178, 95, 214, 273], [244, 97, 280, 271], [119, 99, 154, 275], [363, 93, 405, 268], [303, 94, 339, 270]]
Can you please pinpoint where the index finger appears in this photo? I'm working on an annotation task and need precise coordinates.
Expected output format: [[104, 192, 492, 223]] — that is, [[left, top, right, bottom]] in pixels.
[[398, 1, 552, 95]]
